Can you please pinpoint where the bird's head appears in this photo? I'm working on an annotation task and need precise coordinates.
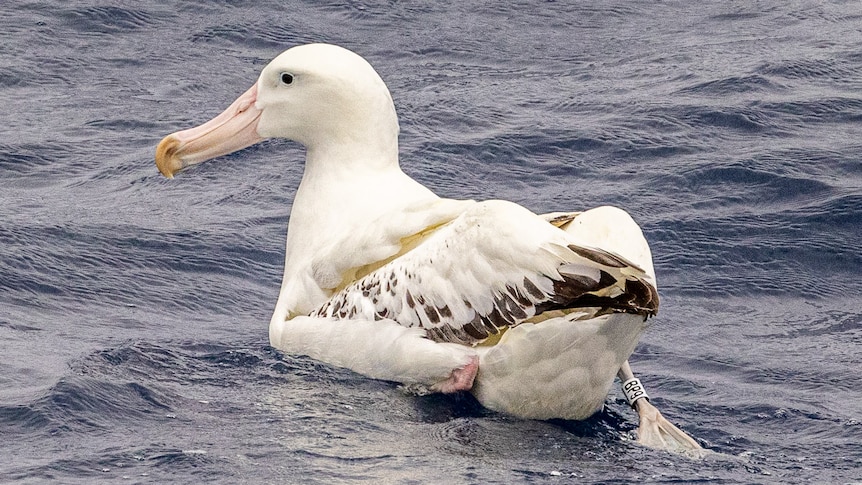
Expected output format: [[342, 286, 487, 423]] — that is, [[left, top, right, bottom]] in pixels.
[[155, 43, 399, 178]]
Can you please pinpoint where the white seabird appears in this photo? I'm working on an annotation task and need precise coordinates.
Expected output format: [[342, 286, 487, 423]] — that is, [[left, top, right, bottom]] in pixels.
[[155, 43, 702, 454]]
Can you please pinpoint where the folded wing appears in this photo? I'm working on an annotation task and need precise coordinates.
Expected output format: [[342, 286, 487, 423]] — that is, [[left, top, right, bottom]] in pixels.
[[310, 200, 658, 346]]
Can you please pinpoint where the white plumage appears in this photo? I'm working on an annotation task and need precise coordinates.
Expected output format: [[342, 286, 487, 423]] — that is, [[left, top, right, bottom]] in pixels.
[[310, 200, 656, 346], [155, 43, 704, 454]]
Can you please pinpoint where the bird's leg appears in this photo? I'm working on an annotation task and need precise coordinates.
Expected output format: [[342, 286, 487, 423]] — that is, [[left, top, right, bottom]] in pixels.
[[617, 360, 705, 456]]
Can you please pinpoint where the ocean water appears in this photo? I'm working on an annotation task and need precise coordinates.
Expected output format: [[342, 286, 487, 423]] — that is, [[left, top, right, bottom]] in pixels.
[[1, 0, 861, 483]]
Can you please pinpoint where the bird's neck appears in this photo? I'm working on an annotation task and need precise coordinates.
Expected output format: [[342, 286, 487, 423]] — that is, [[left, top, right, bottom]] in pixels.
[[287, 143, 437, 265], [302, 94, 401, 176], [304, 137, 400, 179], [273, 148, 438, 320], [291, 147, 435, 236]]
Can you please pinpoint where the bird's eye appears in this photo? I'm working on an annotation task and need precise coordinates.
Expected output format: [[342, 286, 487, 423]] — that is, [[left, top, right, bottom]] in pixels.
[[280, 72, 294, 85]]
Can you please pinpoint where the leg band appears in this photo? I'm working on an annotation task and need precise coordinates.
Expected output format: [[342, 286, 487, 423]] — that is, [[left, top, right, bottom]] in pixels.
[[622, 377, 650, 408]]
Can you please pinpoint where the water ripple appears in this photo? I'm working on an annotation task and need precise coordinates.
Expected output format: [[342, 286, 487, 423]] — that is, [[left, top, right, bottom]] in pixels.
[[60, 6, 163, 35], [2, 1, 862, 483]]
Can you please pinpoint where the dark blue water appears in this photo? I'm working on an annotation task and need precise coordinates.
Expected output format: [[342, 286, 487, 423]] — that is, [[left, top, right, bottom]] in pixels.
[[2, 1, 861, 483]]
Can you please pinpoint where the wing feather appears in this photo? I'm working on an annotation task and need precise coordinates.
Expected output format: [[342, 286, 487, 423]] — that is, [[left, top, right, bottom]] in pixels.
[[311, 200, 658, 345]]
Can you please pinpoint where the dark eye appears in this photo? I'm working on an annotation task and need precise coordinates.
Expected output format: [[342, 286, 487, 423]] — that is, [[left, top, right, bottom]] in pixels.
[[280, 72, 294, 85]]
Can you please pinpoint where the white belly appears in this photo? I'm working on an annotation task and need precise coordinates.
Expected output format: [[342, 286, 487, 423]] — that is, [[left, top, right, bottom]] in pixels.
[[472, 312, 646, 420]]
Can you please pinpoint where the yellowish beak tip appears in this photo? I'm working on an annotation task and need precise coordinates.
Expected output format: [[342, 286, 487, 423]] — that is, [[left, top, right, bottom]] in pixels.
[[155, 135, 181, 179]]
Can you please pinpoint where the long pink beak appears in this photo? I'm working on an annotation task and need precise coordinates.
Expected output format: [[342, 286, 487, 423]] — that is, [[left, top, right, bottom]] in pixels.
[[155, 83, 264, 178]]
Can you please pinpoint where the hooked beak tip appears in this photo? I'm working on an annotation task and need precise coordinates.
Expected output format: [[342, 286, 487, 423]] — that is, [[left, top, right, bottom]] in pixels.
[[155, 135, 182, 178]]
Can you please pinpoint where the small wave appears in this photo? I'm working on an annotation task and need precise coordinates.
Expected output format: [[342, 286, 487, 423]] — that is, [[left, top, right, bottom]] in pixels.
[[0, 142, 79, 177], [793, 192, 862, 229], [91, 341, 291, 388], [145, 447, 217, 468], [757, 56, 858, 83], [84, 118, 162, 132], [423, 417, 482, 451], [4, 445, 222, 483], [189, 24, 254, 45], [189, 23, 307, 50], [0, 377, 173, 436], [0, 67, 34, 88], [709, 11, 766, 22], [679, 163, 832, 204], [60, 6, 163, 35], [755, 97, 862, 124], [676, 75, 786, 96], [678, 105, 773, 133]]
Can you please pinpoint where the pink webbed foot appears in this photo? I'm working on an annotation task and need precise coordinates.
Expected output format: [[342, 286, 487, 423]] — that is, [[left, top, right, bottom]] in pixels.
[[432, 355, 479, 393]]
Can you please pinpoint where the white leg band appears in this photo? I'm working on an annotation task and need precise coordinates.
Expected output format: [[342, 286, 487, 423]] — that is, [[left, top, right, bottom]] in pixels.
[[622, 377, 650, 408]]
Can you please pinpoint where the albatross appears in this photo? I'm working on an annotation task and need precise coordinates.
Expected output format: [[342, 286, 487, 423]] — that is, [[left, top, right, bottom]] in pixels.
[[155, 43, 702, 454]]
